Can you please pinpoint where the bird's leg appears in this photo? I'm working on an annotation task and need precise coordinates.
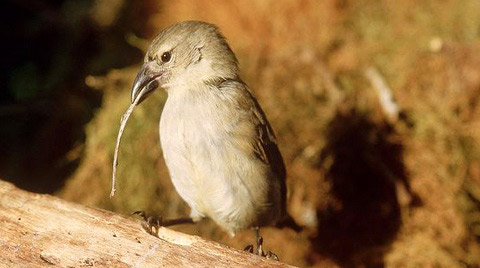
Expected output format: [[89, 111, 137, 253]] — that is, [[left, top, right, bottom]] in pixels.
[[132, 211, 195, 236], [243, 226, 258, 253], [243, 227, 279, 261]]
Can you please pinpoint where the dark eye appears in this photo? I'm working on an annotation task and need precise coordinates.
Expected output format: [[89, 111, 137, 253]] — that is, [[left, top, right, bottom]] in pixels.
[[161, 51, 171, 62]]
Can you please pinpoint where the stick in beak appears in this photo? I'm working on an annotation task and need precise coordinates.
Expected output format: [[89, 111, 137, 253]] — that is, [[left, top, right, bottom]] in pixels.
[[110, 62, 162, 198]]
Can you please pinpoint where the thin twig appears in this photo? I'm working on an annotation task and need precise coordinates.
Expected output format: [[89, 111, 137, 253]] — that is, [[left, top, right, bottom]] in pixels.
[[110, 90, 144, 198]]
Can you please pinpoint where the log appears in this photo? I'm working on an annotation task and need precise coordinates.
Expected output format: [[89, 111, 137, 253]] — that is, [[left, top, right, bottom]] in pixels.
[[0, 180, 295, 267]]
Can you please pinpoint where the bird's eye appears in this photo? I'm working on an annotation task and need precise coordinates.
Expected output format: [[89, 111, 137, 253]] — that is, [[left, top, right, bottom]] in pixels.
[[161, 52, 171, 63]]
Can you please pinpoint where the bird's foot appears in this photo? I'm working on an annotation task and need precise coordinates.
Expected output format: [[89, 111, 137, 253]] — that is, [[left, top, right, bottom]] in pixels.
[[132, 211, 196, 236], [132, 211, 163, 236], [243, 236, 279, 261]]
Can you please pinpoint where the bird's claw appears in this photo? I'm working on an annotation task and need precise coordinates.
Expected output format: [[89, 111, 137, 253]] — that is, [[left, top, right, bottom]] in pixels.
[[243, 244, 254, 253], [243, 236, 279, 261], [132, 211, 163, 236], [265, 251, 279, 261]]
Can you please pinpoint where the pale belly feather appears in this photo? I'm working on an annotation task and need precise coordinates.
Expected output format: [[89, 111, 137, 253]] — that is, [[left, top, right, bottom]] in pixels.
[[159, 89, 271, 234]]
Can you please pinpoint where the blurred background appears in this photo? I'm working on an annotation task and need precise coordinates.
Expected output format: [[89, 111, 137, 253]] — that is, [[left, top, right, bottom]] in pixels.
[[1, 0, 480, 267]]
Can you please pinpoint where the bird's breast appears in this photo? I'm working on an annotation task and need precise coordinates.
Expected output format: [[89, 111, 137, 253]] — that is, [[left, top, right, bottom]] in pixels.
[[159, 89, 242, 197], [159, 91, 227, 152]]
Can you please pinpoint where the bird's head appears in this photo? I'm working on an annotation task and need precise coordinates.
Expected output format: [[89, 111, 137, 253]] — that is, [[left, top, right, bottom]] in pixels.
[[131, 21, 239, 104]]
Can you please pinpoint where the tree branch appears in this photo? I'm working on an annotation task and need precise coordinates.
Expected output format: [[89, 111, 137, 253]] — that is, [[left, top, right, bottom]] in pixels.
[[0, 180, 295, 267]]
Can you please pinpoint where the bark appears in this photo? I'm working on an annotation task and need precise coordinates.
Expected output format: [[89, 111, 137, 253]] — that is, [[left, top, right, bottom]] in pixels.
[[0, 180, 295, 267]]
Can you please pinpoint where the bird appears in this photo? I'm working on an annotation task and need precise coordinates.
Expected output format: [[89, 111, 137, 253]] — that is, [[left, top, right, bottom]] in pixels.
[[130, 21, 300, 258]]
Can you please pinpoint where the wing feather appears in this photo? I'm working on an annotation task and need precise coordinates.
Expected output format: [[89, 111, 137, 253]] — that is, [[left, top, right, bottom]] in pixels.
[[216, 79, 287, 217]]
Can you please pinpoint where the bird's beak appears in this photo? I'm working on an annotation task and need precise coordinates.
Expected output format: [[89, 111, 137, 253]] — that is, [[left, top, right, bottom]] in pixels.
[[131, 61, 163, 104]]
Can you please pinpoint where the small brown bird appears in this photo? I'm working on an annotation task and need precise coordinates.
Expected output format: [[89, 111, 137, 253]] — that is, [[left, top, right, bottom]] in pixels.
[[131, 21, 300, 258]]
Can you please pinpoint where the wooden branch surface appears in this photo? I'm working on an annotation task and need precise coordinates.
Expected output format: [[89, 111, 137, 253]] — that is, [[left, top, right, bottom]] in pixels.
[[0, 181, 295, 267]]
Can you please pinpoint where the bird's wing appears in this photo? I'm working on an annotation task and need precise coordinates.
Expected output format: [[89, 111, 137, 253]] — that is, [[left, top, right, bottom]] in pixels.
[[217, 79, 287, 214], [249, 92, 286, 181]]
